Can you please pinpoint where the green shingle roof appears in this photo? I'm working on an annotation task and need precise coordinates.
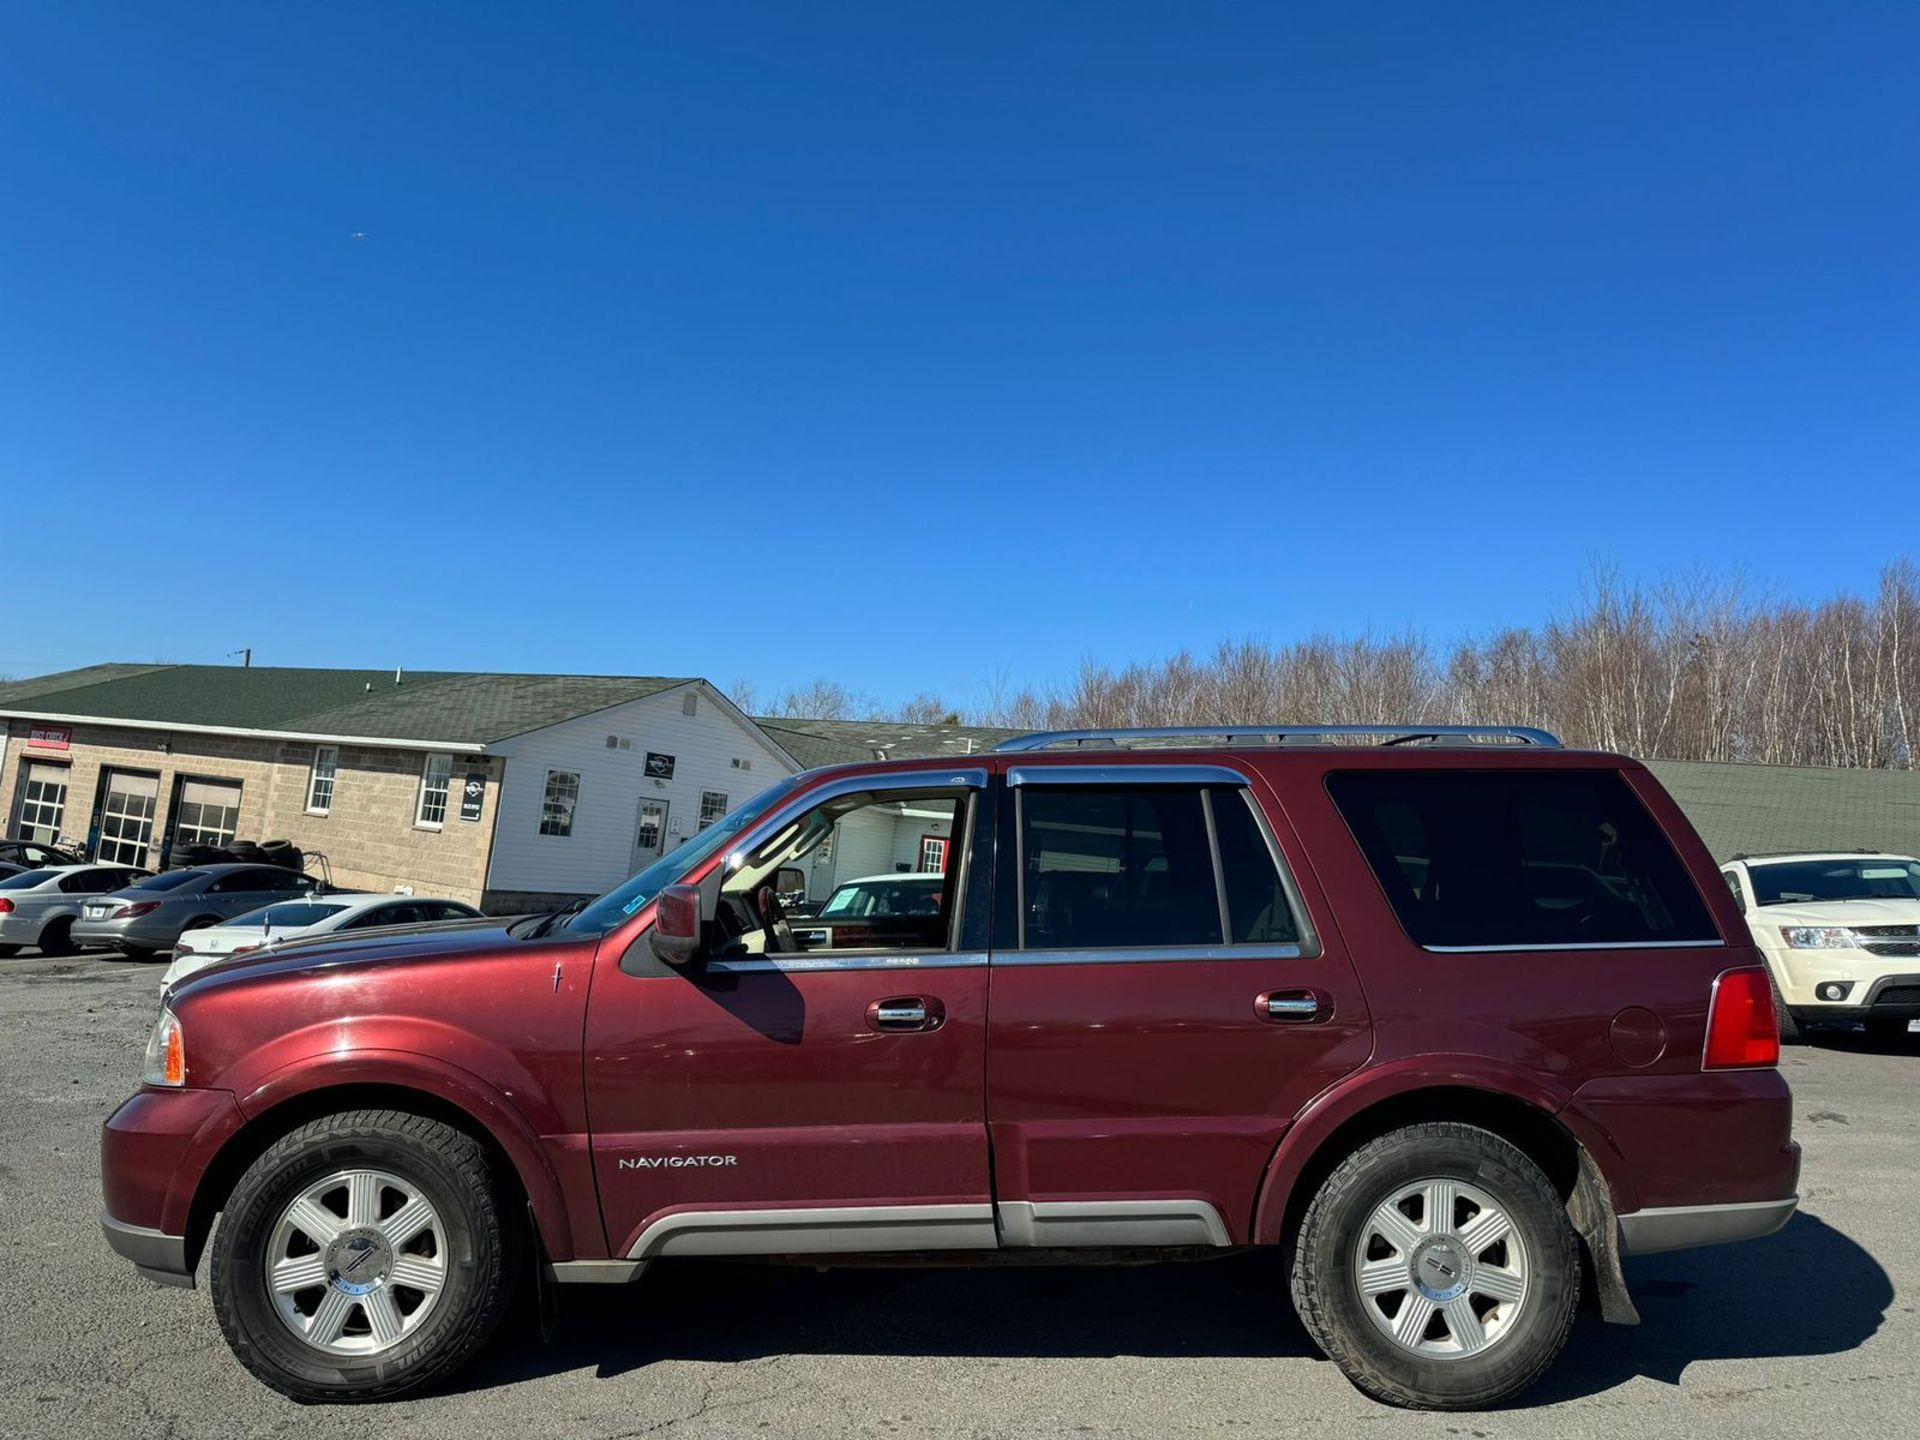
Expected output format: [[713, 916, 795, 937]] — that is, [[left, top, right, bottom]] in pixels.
[[753, 717, 1022, 768], [1649, 759, 1920, 862], [0, 664, 693, 747]]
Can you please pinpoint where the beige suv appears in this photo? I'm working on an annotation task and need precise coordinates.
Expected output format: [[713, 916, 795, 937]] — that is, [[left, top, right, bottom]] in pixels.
[[1720, 851, 1920, 1043]]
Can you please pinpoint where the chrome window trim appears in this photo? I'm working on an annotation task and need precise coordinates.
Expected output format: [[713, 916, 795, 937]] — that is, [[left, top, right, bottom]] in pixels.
[[1424, 938, 1726, 954], [995, 944, 1307, 967], [1007, 763, 1246, 788], [705, 950, 989, 974], [725, 768, 988, 874]]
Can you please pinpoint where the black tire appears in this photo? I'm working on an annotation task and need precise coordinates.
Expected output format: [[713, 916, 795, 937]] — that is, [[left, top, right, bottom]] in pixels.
[[1769, 970, 1805, 1045], [37, 918, 75, 957], [210, 1109, 515, 1402], [1290, 1122, 1580, 1410]]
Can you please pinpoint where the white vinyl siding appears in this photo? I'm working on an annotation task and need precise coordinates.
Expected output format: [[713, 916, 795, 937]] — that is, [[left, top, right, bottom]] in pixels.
[[307, 745, 338, 814], [481, 684, 797, 897], [539, 770, 581, 837], [415, 753, 453, 828]]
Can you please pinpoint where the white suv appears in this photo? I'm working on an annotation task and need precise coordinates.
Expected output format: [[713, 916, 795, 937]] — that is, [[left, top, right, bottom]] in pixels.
[[1720, 851, 1920, 1044]]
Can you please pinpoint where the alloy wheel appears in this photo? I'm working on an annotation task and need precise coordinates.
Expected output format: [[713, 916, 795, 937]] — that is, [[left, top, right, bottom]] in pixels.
[[1350, 1177, 1530, 1359]]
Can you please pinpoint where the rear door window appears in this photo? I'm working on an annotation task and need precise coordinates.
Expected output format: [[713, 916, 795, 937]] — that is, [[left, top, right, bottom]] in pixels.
[[1327, 769, 1719, 950]]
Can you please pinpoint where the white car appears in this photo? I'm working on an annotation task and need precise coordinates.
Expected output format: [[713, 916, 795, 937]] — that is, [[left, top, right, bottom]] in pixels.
[[1721, 851, 1920, 1044], [161, 892, 484, 985]]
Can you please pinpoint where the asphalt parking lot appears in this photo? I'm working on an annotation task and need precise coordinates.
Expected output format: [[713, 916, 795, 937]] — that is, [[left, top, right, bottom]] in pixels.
[[1, 950, 1914, 1440]]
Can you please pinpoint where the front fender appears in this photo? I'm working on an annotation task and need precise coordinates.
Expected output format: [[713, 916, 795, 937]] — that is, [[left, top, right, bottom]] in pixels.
[[1247, 1054, 1628, 1245], [233, 1042, 586, 1261]]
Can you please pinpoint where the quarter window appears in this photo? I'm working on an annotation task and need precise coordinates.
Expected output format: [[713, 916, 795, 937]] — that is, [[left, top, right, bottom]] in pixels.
[[1019, 787, 1223, 949], [416, 753, 453, 827], [307, 746, 338, 814], [1327, 769, 1720, 950], [539, 770, 581, 837], [698, 790, 729, 830], [1211, 790, 1303, 943]]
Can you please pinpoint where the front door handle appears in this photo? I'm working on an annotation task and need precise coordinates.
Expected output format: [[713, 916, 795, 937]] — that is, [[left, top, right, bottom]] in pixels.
[[1257, 989, 1327, 1024], [868, 996, 942, 1032]]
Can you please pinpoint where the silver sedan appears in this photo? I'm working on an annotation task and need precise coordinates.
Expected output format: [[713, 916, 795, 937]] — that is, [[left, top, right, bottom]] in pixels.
[[0, 864, 153, 956]]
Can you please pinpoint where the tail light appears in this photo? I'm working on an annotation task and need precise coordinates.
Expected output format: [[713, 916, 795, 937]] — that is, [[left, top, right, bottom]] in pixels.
[[112, 901, 162, 920], [231, 944, 261, 955], [1704, 967, 1780, 1070], [0, 898, 12, 914]]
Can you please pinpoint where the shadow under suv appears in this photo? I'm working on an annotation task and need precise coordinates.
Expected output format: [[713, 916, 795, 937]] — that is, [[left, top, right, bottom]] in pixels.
[[100, 723, 1797, 1409]]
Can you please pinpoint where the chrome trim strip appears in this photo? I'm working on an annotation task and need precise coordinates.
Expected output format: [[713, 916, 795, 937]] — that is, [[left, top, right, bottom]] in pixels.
[[546, 1259, 649, 1285], [727, 768, 987, 873], [1617, 1197, 1798, 1256], [994, 945, 1305, 966], [1424, 939, 1725, 953], [996, 1199, 1233, 1249], [627, 1203, 997, 1258], [993, 724, 1563, 753], [1007, 763, 1247, 788], [705, 950, 989, 974]]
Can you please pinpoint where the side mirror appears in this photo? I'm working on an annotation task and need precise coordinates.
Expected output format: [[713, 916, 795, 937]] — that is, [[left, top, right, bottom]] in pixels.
[[774, 866, 808, 903], [649, 882, 705, 967]]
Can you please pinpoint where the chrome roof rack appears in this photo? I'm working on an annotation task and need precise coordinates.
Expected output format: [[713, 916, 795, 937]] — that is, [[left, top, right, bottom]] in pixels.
[[990, 724, 1563, 754]]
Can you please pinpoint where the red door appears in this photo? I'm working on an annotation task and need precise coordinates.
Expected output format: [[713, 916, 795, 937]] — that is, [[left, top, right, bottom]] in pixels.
[[984, 768, 1373, 1246], [586, 956, 992, 1258]]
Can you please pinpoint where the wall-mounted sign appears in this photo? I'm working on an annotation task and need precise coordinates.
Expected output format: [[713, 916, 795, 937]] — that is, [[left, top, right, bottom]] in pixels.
[[645, 751, 676, 780], [460, 773, 486, 822], [27, 724, 71, 750]]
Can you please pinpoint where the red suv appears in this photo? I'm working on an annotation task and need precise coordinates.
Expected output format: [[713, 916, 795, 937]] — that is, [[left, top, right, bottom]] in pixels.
[[100, 725, 1798, 1409]]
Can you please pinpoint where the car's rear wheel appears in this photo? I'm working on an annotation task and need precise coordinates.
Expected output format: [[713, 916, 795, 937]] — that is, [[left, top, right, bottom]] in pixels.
[[37, 918, 75, 957], [210, 1109, 515, 1402], [1290, 1122, 1579, 1410]]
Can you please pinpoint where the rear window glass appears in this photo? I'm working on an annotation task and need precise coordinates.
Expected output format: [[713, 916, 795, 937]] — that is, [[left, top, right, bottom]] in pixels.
[[0, 869, 55, 890], [1020, 787, 1223, 949], [1327, 769, 1719, 950], [128, 870, 202, 892]]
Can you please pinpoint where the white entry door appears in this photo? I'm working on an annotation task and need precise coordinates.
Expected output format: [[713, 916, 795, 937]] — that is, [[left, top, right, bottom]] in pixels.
[[630, 797, 669, 876], [97, 771, 160, 866]]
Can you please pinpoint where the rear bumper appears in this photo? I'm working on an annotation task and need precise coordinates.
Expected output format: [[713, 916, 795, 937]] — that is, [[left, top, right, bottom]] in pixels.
[[72, 918, 182, 951], [100, 1213, 194, 1288], [1618, 1191, 1799, 1256]]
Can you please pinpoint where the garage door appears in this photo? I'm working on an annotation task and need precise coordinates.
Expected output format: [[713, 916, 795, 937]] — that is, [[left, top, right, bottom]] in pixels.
[[97, 771, 159, 867], [173, 778, 243, 849], [16, 762, 70, 844]]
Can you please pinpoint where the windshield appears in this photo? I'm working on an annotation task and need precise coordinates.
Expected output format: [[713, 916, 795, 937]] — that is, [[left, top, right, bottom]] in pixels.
[[127, 870, 203, 893], [821, 878, 944, 918], [0, 869, 56, 890], [1749, 858, 1920, 906], [564, 775, 809, 938], [232, 902, 352, 928]]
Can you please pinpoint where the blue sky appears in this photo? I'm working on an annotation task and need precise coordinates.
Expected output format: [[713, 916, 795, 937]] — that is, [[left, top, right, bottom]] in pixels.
[[3, 3, 1915, 708]]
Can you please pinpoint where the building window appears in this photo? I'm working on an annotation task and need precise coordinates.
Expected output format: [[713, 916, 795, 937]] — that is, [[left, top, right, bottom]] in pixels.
[[16, 762, 69, 844], [539, 770, 581, 837], [307, 746, 338, 814], [173, 778, 244, 850], [416, 753, 453, 828], [698, 790, 729, 830]]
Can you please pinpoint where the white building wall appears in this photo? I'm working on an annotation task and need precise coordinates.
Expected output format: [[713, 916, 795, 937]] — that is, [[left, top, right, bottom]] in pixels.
[[807, 802, 958, 900], [483, 683, 796, 899]]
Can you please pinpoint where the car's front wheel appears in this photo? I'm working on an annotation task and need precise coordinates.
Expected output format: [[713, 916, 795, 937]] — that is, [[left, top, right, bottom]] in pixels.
[[210, 1109, 516, 1402], [1290, 1122, 1580, 1409]]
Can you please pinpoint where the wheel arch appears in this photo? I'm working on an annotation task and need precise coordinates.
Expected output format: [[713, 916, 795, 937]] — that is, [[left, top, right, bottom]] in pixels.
[[1253, 1071, 1639, 1325], [183, 1071, 569, 1276]]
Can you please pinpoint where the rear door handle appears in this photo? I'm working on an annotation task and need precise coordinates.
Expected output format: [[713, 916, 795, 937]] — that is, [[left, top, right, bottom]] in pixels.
[[1257, 989, 1327, 1024], [867, 996, 942, 1032]]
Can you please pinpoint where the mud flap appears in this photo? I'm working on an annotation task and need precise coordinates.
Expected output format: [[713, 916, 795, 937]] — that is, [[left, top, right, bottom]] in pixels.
[[530, 1203, 560, 1342], [1567, 1149, 1640, 1325]]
